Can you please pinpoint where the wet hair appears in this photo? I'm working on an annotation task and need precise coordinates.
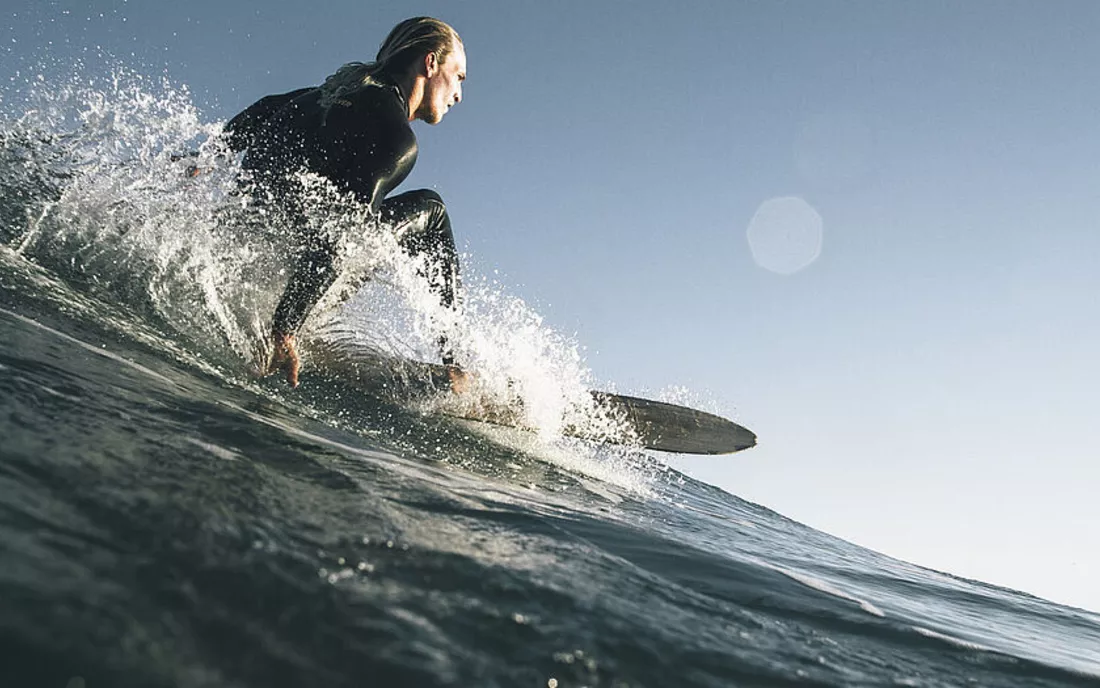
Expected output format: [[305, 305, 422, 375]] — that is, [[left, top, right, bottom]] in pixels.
[[318, 17, 462, 109], [376, 16, 462, 77]]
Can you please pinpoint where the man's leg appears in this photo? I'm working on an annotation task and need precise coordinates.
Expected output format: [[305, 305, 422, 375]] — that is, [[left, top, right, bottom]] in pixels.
[[380, 189, 461, 364], [381, 189, 460, 309]]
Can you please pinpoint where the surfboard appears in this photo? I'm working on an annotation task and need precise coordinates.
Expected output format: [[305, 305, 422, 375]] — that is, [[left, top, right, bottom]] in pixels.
[[305, 341, 756, 455]]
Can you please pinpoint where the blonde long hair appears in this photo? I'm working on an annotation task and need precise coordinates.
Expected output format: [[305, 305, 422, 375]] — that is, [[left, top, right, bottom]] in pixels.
[[318, 17, 462, 109]]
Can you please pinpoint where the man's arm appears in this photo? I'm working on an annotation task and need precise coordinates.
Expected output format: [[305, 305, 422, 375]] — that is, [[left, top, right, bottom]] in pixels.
[[263, 96, 415, 387], [262, 84, 429, 388]]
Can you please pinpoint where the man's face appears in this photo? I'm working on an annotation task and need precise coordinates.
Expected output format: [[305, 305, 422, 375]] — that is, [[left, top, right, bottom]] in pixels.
[[421, 42, 466, 125]]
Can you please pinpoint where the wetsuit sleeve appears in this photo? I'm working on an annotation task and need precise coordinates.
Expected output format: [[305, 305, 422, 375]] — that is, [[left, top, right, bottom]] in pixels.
[[224, 88, 314, 152], [271, 237, 339, 335]]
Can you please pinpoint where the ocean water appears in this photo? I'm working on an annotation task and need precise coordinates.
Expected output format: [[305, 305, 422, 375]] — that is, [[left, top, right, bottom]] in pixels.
[[2, 72, 1100, 688]]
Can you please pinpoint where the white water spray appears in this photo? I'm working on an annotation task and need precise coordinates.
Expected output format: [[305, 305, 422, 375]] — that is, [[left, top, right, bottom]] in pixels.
[[1, 65, 662, 491]]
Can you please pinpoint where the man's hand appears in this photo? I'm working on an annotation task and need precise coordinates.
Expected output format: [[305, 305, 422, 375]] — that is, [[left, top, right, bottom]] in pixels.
[[265, 332, 301, 387]]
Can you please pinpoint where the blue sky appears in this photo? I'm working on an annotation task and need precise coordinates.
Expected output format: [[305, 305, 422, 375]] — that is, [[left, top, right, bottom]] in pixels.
[[4, 1, 1099, 612]]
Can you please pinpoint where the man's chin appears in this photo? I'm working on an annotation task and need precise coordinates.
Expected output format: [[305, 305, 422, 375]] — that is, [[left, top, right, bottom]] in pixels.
[[413, 107, 444, 125]]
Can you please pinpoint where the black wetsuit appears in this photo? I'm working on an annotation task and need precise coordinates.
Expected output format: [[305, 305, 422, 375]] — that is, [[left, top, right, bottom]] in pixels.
[[225, 73, 459, 359]]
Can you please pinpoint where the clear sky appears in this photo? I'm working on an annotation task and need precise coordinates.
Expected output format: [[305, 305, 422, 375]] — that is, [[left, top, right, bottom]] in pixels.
[[4, 1, 1099, 613]]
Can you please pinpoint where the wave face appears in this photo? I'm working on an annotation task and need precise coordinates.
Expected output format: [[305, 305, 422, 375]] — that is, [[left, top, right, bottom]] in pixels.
[[3, 73, 1100, 688]]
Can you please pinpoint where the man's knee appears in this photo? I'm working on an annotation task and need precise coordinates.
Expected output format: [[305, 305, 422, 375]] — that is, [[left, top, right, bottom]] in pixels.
[[400, 188, 446, 210]]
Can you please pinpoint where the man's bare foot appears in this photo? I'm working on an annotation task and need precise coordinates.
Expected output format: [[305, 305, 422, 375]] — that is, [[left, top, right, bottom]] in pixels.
[[265, 332, 301, 387], [446, 365, 472, 394]]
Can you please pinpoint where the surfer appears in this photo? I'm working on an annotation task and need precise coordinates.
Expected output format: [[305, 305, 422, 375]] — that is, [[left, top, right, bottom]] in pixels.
[[224, 17, 467, 388]]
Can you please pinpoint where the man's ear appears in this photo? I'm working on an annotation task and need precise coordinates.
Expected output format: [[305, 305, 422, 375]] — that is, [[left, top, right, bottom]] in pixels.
[[424, 52, 438, 77]]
